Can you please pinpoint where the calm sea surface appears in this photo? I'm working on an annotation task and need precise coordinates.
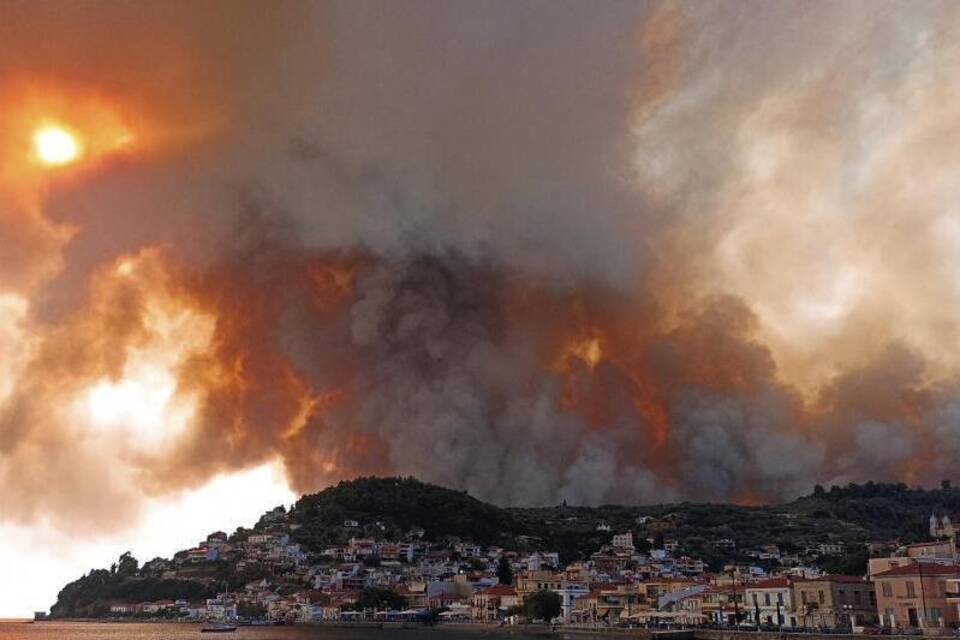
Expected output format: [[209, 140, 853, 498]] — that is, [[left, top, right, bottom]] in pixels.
[[0, 623, 552, 640]]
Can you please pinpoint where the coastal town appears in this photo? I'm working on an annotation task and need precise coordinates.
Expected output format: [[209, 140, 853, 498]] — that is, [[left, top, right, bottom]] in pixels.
[[45, 501, 960, 634]]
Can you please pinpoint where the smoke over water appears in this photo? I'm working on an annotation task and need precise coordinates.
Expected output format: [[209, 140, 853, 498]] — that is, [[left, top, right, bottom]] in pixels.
[[4, 0, 960, 533]]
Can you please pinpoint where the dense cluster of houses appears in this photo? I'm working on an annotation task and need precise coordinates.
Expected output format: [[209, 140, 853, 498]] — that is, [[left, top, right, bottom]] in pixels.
[[103, 513, 960, 633]]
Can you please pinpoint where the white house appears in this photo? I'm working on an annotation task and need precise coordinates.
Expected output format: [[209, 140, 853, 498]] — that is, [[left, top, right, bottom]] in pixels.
[[556, 583, 591, 621], [204, 597, 237, 621], [612, 532, 635, 551], [141, 600, 176, 613], [744, 577, 795, 627]]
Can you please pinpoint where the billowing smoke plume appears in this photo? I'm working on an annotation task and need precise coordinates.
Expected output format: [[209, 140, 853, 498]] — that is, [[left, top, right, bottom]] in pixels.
[[3, 0, 960, 533]]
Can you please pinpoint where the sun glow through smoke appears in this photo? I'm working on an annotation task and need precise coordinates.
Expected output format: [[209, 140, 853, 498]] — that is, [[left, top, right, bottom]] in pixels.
[[32, 125, 81, 166]]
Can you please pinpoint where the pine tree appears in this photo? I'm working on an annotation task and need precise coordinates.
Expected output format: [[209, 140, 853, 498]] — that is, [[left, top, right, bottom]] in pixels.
[[496, 556, 514, 585]]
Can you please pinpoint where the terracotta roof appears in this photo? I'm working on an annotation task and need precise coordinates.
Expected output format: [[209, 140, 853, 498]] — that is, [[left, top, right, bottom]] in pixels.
[[872, 564, 960, 578], [482, 585, 518, 596], [597, 582, 632, 592], [747, 577, 792, 589], [797, 575, 866, 584]]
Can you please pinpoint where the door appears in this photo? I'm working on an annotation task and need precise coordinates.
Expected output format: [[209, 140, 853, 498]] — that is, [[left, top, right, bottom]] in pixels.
[[908, 608, 919, 627]]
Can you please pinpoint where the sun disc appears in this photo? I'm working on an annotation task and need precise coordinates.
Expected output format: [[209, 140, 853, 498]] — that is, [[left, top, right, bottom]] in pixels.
[[33, 126, 81, 166]]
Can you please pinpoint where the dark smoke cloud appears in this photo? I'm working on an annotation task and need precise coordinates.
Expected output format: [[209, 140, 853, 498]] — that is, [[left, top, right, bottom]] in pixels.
[[3, 0, 960, 532]]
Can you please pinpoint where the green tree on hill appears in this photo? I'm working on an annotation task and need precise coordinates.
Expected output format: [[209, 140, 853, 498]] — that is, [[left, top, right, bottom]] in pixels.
[[346, 587, 408, 611], [497, 556, 514, 585], [237, 602, 267, 619], [525, 589, 562, 622], [818, 546, 869, 576], [116, 552, 139, 576]]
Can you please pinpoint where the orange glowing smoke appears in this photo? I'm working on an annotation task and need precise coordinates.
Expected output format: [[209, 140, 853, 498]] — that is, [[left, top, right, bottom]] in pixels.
[[564, 334, 604, 369], [73, 251, 217, 451], [306, 258, 365, 312], [5, 0, 960, 517], [0, 82, 138, 185], [282, 386, 349, 440], [558, 331, 673, 455]]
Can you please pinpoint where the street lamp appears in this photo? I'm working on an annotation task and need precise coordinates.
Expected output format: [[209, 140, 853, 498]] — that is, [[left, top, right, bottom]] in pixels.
[[842, 604, 854, 633], [732, 573, 740, 627]]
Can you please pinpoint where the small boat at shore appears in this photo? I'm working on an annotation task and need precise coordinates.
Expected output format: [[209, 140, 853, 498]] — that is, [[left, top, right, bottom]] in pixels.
[[200, 623, 237, 633]]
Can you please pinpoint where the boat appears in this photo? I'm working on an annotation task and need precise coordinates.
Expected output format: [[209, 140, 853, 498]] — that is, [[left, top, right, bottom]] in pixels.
[[201, 582, 238, 632]]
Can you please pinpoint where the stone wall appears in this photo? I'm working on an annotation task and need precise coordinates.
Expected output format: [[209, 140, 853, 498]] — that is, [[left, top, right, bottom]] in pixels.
[[694, 630, 951, 640]]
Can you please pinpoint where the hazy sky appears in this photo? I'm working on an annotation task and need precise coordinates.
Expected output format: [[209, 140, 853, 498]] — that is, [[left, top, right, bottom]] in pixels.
[[3, 0, 960, 617], [0, 464, 293, 617]]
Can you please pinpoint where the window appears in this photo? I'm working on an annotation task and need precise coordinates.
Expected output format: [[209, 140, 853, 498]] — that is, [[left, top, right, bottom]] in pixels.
[[906, 582, 916, 598], [882, 582, 892, 597], [753, 594, 759, 605], [765, 593, 771, 606], [854, 591, 861, 605], [818, 590, 825, 604], [870, 592, 876, 606], [777, 592, 784, 604], [802, 591, 808, 604]]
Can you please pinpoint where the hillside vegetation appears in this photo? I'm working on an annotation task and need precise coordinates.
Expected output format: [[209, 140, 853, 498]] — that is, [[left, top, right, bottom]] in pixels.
[[50, 477, 960, 616], [288, 476, 526, 548]]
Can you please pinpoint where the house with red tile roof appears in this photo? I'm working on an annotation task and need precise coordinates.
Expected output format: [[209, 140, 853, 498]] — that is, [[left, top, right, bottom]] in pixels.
[[472, 584, 519, 620]]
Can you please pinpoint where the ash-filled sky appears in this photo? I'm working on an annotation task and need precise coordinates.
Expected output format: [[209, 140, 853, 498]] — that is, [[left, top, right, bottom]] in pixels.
[[3, 0, 960, 617]]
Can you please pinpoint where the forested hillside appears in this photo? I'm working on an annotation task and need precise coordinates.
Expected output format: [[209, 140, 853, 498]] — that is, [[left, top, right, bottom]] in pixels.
[[51, 477, 960, 617]]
